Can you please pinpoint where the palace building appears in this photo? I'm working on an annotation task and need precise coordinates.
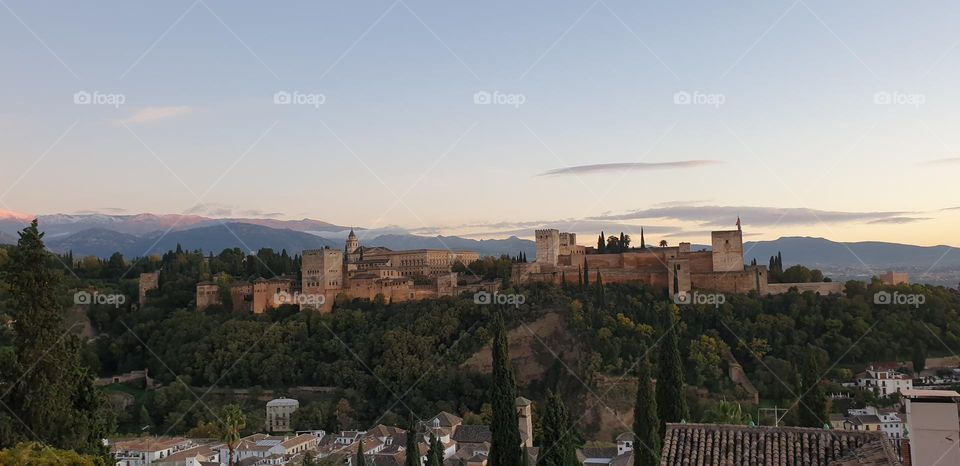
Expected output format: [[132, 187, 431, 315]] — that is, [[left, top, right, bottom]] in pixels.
[[196, 230, 481, 313]]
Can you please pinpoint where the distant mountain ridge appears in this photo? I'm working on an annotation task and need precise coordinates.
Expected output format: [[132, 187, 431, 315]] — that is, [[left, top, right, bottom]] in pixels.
[[46, 223, 338, 257], [0, 211, 352, 238]]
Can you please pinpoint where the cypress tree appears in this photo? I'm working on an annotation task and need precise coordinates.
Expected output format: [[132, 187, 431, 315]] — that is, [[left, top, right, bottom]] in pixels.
[[577, 265, 583, 288], [357, 439, 368, 466], [405, 419, 421, 466], [640, 227, 646, 249], [633, 354, 660, 466], [583, 260, 589, 287], [655, 306, 688, 433], [538, 390, 578, 466], [598, 233, 605, 253], [595, 271, 605, 307], [426, 434, 443, 466], [619, 232, 626, 252], [797, 353, 828, 427], [489, 313, 523, 466]]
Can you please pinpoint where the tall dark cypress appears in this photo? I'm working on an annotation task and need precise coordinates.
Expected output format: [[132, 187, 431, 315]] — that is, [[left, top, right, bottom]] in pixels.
[[357, 439, 368, 466], [405, 419, 421, 466], [596, 271, 605, 307], [633, 354, 660, 466], [797, 352, 828, 427], [426, 434, 443, 466], [489, 313, 523, 466], [619, 232, 626, 252], [538, 390, 578, 466], [640, 227, 646, 249], [583, 260, 590, 287], [655, 306, 688, 433], [598, 232, 605, 253]]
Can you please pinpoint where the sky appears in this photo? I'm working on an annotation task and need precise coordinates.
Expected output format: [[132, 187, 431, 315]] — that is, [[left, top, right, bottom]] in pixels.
[[1, 1, 959, 246]]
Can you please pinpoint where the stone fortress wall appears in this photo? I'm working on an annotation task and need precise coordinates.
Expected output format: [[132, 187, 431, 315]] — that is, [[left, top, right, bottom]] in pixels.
[[514, 223, 843, 297]]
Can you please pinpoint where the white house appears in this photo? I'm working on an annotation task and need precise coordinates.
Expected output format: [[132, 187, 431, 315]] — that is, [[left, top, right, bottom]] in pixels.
[[856, 366, 913, 396]]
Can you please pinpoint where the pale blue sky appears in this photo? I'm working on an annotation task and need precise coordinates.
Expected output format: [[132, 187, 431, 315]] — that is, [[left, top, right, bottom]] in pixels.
[[2, 1, 959, 244]]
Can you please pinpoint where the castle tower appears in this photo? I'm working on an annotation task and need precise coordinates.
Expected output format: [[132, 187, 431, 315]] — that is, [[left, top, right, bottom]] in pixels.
[[345, 229, 359, 254], [516, 396, 533, 448], [534, 229, 560, 266], [711, 228, 744, 272]]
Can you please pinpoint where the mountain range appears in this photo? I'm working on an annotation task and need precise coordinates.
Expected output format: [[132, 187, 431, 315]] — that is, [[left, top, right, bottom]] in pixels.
[[1, 210, 957, 285]]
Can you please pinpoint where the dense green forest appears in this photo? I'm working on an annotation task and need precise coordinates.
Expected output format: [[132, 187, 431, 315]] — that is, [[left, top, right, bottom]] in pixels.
[[2, 231, 959, 440]]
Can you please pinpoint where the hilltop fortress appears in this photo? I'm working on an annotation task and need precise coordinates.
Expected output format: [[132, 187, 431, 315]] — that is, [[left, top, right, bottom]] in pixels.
[[512, 223, 843, 297], [196, 230, 485, 313]]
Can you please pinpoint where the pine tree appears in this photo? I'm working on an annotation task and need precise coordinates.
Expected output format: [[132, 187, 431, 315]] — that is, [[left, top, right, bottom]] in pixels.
[[405, 419, 421, 466], [633, 354, 660, 466], [538, 390, 578, 466], [0, 220, 111, 457], [655, 306, 688, 433], [489, 313, 523, 466], [357, 439, 368, 466], [797, 353, 828, 427]]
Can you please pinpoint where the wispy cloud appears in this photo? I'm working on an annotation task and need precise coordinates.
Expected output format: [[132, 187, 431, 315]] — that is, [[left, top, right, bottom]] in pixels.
[[183, 203, 285, 219], [920, 157, 960, 166], [866, 217, 931, 225], [942, 206, 960, 211], [537, 160, 722, 177], [183, 202, 235, 217], [121, 106, 192, 124], [590, 205, 914, 227]]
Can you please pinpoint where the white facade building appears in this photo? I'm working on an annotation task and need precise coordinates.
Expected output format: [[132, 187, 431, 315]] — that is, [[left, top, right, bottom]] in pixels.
[[856, 366, 913, 396]]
